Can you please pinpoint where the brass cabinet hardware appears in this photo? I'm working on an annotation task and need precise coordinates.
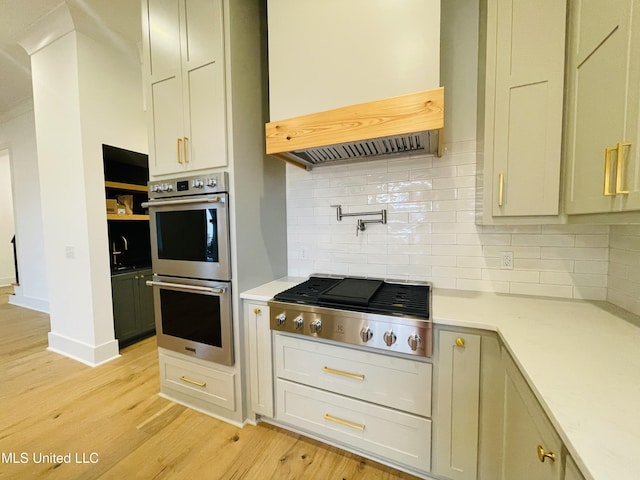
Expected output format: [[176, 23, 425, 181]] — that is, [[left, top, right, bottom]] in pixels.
[[183, 136, 189, 163], [536, 445, 556, 463], [177, 138, 183, 164], [498, 173, 504, 206], [179, 376, 206, 388], [455, 337, 465, 347], [253, 308, 261, 314], [604, 145, 616, 196], [323, 413, 365, 431], [322, 366, 365, 381], [615, 141, 631, 194]]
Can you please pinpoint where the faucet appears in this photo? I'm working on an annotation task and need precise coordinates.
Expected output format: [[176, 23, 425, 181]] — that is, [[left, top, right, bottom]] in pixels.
[[112, 235, 129, 267]]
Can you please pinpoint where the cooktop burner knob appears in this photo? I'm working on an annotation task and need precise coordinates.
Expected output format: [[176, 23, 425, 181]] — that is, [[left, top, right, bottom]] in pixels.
[[407, 333, 422, 351], [276, 313, 286, 326], [310, 319, 322, 334], [293, 316, 304, 329], [383, 330, 397, 347], [360, 327, 373, 343]]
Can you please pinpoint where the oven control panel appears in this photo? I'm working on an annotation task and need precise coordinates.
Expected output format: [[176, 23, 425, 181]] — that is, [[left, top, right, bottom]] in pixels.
[[268, 301, 432, 358], [149, 172, 228, 198]]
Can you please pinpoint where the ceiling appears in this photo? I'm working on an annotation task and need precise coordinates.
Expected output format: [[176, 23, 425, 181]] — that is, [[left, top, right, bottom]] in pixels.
[[0, 0, 142, 119]]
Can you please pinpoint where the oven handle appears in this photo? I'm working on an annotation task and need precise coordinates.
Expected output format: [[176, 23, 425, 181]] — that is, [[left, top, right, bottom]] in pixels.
[[141, 196, 224, 208], [145, 280, 227, 295]]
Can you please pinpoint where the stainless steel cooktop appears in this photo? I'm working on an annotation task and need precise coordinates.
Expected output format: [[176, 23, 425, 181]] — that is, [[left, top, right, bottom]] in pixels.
[[268, 275, 432, 358]]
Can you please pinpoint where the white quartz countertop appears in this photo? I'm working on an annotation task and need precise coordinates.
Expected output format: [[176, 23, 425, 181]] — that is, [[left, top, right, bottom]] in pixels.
[[240, 278, 640, 480]]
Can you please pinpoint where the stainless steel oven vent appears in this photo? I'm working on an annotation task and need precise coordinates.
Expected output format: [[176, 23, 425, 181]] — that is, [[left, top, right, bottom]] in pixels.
[[288, 131, 438, 166]]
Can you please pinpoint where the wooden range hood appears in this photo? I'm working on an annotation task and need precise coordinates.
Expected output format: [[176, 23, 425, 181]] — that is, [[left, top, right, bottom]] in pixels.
[[265, 87, 445, 170]]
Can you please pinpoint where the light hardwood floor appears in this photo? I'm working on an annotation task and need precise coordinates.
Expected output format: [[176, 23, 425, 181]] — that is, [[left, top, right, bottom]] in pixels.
[[0, 303, 420, 480]]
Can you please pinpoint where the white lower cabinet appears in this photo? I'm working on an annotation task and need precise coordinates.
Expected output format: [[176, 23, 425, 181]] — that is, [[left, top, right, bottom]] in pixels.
[[564, 455, 586, 480], [244, 301, 273, 417], [432, 329, 481, 480], [273, 333, 432, 476], [498, 348, 563, 480], [158, 349, 236, 417]]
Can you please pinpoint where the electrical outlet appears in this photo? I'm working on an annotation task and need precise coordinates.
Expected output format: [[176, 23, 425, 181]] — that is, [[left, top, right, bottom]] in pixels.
[[299, 246, 308, 260], [65, 245, 75, 259], [500, 251, 513, 270]]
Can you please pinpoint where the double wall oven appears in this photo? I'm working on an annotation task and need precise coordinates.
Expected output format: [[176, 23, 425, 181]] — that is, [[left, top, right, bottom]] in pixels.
[[143, 172, 233, 366]]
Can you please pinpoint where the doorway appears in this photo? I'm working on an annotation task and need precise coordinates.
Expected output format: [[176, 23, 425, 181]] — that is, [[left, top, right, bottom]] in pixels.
[[0, 148, 17, 291]]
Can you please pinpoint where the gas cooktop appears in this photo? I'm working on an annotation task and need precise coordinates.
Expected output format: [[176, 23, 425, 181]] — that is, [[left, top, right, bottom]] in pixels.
[[269, 275, 432, 357], [273, 275, 431, 319]]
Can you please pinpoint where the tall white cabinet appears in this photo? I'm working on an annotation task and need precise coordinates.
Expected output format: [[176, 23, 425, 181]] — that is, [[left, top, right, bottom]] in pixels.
[[564, 0, 640, 215], [141, 0, 287, 425], [142, 0, 227, 175]]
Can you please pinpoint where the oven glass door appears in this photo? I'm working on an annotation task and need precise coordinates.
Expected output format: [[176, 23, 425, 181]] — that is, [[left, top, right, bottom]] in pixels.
[[149, 276, 233, 366], [148, 193, 230, 280]]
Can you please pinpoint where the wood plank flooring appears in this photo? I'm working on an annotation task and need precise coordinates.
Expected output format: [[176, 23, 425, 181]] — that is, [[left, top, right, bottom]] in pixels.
[[0, 303, 420, 480]]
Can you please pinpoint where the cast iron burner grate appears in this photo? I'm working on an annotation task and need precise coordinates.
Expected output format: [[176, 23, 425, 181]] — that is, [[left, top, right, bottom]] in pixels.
[[273, 276, 341, 304], [274, 276, 429, 319], [369, 283, 429, 318]]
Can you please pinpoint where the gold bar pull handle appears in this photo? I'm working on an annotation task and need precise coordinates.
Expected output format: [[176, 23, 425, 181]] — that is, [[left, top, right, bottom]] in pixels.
[[498, 173, 504, 207], [179, 376, 206, 388], [183, 137, 189, 164], [323, 413, 365, 431], [615, 142, 631, 194], [604, 145, 616, 196], [177, 138, 183, 164], [322, 366, 365, 381]]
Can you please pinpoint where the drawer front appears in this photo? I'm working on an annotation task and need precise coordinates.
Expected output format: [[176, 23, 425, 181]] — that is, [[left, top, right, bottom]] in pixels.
[[274, 334, 432, 416], [159, 352, 235, 411], [276, 379, 431, 473]]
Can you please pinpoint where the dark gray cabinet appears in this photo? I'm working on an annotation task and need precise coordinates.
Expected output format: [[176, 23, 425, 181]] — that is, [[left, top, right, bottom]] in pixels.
[[111, 268, 155, 347]]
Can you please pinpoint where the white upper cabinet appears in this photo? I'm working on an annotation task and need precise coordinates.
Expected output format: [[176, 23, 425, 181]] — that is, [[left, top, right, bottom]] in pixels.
[[564, 0, 640, 214], [266, 0, 440, 121], [477, 0, 567, 223], [143, 0, 227, 176]]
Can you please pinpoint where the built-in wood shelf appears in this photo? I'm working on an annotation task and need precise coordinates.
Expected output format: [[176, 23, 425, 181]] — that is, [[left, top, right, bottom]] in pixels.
[[106, 214, 150, 221], [104, 181, 148, 192]]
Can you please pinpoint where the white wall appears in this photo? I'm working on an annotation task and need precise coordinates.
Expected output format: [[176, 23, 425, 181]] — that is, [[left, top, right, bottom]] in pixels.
[[608, 226, 640, 316], [0, 106, 49, 310], [0, 149, 16, 285]]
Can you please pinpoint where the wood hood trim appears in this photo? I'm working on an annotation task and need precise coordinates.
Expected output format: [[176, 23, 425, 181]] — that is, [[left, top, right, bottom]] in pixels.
[[265, 87, 445, 168]]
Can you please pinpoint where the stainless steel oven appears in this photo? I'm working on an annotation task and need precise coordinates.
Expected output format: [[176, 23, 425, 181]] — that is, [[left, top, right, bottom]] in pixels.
[[143, 172, 230, 281], [143, 172, 234, 365], [146, 275, 233, 365]]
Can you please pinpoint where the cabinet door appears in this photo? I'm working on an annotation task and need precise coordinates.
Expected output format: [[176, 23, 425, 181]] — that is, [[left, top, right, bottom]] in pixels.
[[564, 0, 635, 214], [246, 302, 273, 417], [182, 0, 227, 171], [433, 330, 480, 480], [565, 454, 586, 480], [111, 273, 139, 344], [491, 0, 566, 217], [145, 0, 186, 175], [500, 351, 563, 480]]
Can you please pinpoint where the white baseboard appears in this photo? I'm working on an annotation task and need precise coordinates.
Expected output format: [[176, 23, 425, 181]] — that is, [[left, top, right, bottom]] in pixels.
[[8, 293, 50, 313], [47, 332, 120, 367]]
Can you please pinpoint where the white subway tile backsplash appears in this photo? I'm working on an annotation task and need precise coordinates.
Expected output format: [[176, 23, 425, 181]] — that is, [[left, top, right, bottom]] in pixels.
[[510, 283, 574, 298], [574, 260, 609, 275], [285, 144, 613, 302], [608, 225, 640, 316]]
